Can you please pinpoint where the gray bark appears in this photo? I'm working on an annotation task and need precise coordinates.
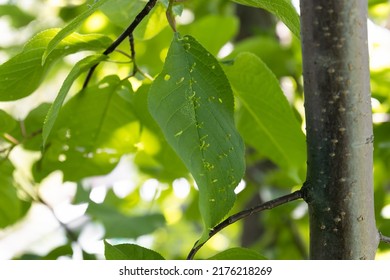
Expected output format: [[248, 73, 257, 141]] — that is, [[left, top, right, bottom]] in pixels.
[[300, 0, 379, 259]]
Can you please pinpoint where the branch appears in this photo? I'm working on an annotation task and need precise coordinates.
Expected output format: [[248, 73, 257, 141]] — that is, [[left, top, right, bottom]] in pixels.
[[186, 189, 303, 260], [82, 0, 158, 89], [379, 232, 390, 244]]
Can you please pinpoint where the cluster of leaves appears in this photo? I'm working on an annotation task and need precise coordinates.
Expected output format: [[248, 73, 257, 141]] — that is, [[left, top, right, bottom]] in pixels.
[[0, 0, 389, 260]]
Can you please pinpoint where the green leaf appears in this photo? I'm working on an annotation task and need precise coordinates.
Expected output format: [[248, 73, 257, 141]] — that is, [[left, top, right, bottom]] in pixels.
[[0, 29, 112, 101], [101, 0, 145, 29], [43, 0, 110, 61], [88, 202, 165, 238], [102, 1, 167, 40], [208, 247, 268, 260], [104, 241, 165, 260], [134, 3, 168, 40], [224, 52, 306, 181], [125, 85, 188, 181], [0, 160, 21, 228], [0, 4, 35, 28], [0, 110, 17, 135], [9, 103, 51, 151], [42, 54, 106, 147], [228, 36, 300, 77], [148, 33, 245, 237], [179, 15, 239, 56], [34, 76, 140, 182], [42, 244, 73, 260], [231, 0, 300, 38]]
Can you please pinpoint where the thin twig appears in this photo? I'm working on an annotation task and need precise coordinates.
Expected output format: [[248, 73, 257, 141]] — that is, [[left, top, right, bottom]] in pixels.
[[186, 190, 303, 260], [82, 0, 157, 89], [379, 232, 390, 244]]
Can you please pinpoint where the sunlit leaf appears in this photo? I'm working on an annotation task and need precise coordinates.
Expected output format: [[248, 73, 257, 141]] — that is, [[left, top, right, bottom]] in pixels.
[[100, 0, 145, 29], [0, 110, 17, 135], [224, 52, 306, 181], [148, 33, 245, 238], [179, 15, 239, 56], [8, 103, 51, 151], [231, 0, 300, 38], [34, 76, 140, 181], [102, 1, 167, 40], [43, 0, 110, 61], [104, 241, 165, 260], [134, 2, 168, 40], [0, 160, 20, 228], [0, 29, 111, 101], [0, 4, 35, 28], [88, 203, 165, 238], [43, 54, 107, 147]]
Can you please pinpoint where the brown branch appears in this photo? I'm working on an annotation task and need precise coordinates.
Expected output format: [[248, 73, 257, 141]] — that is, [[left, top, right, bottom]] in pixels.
[[186, 189, 304, 260]]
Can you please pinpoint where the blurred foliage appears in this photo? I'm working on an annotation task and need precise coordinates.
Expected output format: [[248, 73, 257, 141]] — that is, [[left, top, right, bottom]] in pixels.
[[0, 0, 389, 260]]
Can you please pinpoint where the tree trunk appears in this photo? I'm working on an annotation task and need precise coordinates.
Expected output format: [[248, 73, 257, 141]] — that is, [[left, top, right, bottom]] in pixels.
[[300, 0, 379, 259]]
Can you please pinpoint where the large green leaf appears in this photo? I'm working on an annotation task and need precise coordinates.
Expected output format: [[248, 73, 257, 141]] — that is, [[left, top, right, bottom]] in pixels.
[[208, 247, 268, 260], [43, 54, 106, 147], [0, 29, 111, 101], [43, 0, 110, 61], [34, 76, 140, 181], [88, 203, 165, 238], [104, 241, 165, 260], [148, 33, 245, 237], [0, 160, 21, 228], [224, 52, 306, 181], [231, 0, 300, 38]]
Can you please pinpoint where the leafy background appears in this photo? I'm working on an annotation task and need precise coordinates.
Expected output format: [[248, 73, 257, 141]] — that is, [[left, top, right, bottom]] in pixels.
[[0, 0, 389, 260]]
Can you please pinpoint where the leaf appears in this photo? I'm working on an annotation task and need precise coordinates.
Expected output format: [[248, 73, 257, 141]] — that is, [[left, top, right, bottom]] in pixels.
[[8, 103, 51, 151], [179, 15, 239, 56], [208, 247, 268, 260], [34, 76, 140, 182], [134, 2, 168, 40], [42, 245, 73, 260], [0, 4, 35, 28], [0, 110, 17, 135], [42, 54, 106, 147], [231, 0, 300, 38], [148, 33, 245, 237], [104, 241, 165, 260], [43, 0, 110, 61], [227, 36, 300, 77], [224, 52, 306, 181], [0, 29, 112, 101], [102, 1, 167, 40], [0, 160, 21, 228], [125, 85, 188, 181], [88, 202, 165, 238], [100, 0, 145, 29]]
